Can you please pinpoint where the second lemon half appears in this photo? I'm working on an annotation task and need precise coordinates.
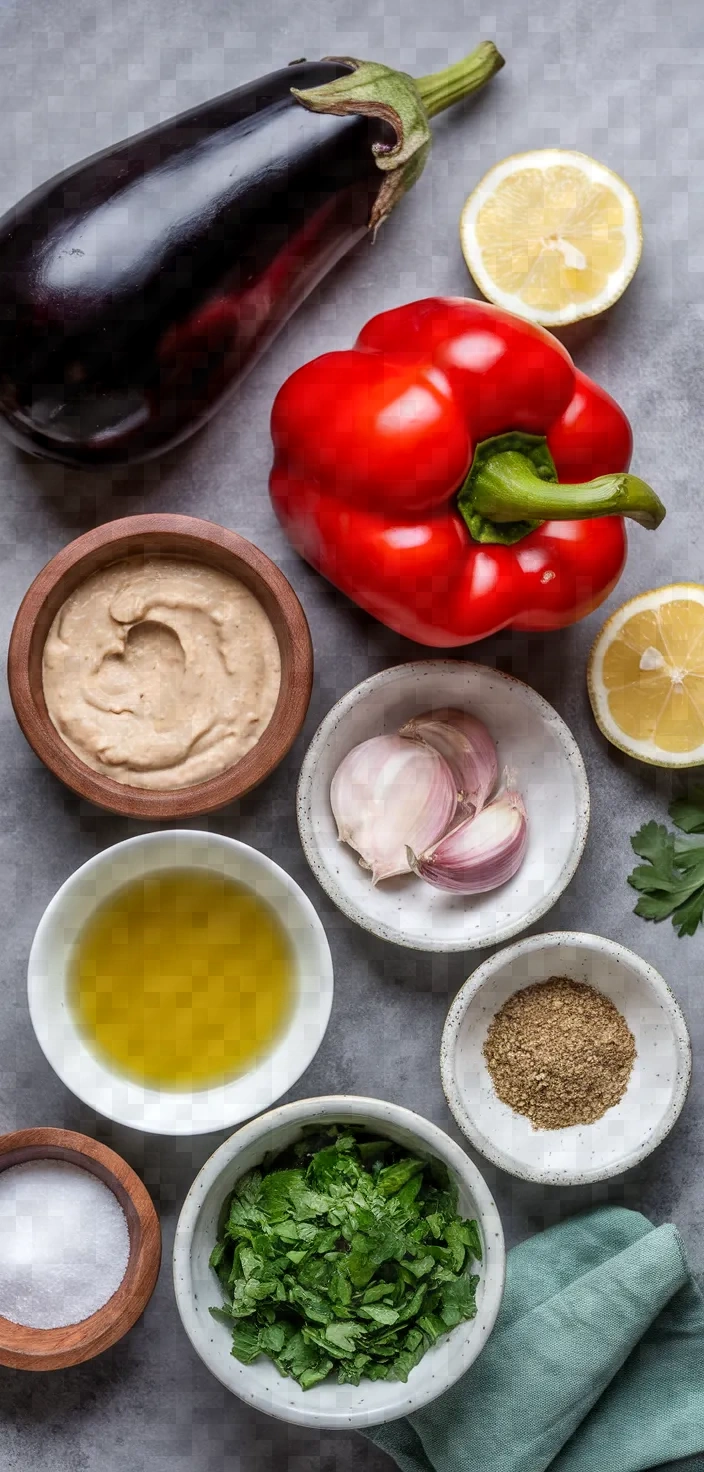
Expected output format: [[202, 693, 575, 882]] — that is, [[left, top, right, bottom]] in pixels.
[[588, 585, 704, 766]]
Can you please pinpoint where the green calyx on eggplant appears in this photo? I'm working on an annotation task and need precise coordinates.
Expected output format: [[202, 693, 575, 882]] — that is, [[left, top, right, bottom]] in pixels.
[[0, 44, 503, 467]]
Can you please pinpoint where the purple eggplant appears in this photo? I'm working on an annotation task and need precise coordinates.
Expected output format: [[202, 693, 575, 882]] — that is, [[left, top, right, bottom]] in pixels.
[[0, 45, 502, 467]]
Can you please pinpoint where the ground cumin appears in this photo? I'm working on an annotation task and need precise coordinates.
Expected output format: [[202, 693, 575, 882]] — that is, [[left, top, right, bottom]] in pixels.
[[483, 976, 636, 1130]]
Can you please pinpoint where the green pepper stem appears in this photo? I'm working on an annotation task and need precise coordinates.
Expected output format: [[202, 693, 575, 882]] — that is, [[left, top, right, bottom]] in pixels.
[[472, 451, 666, 531], [415, 42, 505, 118]]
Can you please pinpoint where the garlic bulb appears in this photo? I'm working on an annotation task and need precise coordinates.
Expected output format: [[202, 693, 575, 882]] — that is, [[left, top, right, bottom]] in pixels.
[[400, 708, 498, 815], [409, 782, 527, 894], [330, 735, 457, 884]]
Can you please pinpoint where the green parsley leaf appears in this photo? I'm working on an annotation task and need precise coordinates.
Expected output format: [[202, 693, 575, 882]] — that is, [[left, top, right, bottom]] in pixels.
[[357, 1303, 400, 1326], [376, 1158, 424, 1197], [458, 1218, 483, 1262], [209, 1240, 227, 1271], [669, 786, 704, 833], [346, 1222, 405, 1288], [324, 1321, 360, 1353], [337, 1356, 368, 1385], [439, 1272, 479, 1328], [628, 806, 704, 937], [329, 1266, 352, 1308], [671, 885, 704, 937], [418, 1312, 446, 1343], [445, 1220, 468, 1273], [258, 1323, 286, 1354], [391, 1332, 428, 1382], [230, 1321, 261, 1364], [208, 1305, 234, 1326], [366, 1361, 393, 1381]]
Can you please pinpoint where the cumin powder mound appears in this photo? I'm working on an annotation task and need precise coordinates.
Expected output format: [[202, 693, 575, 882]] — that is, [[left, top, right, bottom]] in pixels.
[[483, 976, 636, 1130]]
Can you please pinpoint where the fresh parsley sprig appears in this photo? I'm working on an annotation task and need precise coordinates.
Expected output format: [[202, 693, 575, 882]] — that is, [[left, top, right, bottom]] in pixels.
[[209, 1125, 481, 1390], [629, 786, 704, 937]]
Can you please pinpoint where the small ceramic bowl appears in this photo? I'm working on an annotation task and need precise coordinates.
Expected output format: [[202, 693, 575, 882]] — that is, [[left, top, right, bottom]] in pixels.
[[7, 513, 313, 819], [0, 1127, 160, 1370], [441, 931, 692, 1185], [173, 1095, 505, 1430], [297, 661, 589, 952], [28, 831, 334, 1135]]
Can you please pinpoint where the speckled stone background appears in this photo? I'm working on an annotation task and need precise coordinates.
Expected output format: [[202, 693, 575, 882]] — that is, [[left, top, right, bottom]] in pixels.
[[0, 0, 702, 1468]]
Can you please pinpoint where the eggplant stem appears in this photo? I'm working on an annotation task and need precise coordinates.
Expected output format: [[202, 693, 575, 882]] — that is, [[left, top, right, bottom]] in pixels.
[[292, 44, 504, 230], [415, 42, 505, 118]]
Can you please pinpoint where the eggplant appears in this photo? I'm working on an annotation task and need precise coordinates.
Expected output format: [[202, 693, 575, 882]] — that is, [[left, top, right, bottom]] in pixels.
[[0, 44, 503, 467]]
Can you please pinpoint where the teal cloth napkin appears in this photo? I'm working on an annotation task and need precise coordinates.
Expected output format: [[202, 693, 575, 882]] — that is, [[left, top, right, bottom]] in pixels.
[[366, 1206, 704, 1472]]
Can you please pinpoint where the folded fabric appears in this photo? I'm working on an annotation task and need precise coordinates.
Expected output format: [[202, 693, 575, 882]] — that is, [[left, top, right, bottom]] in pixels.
[[365, 1205, 704, 1472]]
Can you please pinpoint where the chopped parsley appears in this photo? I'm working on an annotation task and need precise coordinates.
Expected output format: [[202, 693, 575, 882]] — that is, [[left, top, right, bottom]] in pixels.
[[209, 1125, 481, 1389]]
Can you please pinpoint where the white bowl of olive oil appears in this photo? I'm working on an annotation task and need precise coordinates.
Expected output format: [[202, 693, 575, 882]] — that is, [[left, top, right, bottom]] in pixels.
[[27, 832, 334, 1134]]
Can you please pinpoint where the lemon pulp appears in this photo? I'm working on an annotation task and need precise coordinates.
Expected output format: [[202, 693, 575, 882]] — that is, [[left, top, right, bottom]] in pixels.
[[69, 870, 294, 1089], [475, 167, 625, 310]]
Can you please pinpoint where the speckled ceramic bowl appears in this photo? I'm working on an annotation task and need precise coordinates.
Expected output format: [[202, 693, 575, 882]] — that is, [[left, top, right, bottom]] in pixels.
[[173, 1095, 505, 1429], [441, 932, 692, 1185], [297, 661, 590, 952]]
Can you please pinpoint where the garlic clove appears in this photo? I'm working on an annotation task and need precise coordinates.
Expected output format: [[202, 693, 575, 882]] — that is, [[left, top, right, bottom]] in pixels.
[[409, 781, 527, 894], [330, 734, 457, 884], [399, 708, 498, 816]]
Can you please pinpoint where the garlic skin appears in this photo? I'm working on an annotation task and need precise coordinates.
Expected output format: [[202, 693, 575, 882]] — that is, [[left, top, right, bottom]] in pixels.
[[409, 783, 527, 894], [399, 708, 498, 816], [330, 734, 457, 884]]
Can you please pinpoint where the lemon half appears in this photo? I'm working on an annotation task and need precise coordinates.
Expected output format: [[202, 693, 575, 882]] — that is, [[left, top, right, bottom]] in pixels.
[[588, 586, 704, 767], [460, 149, 643, 328]]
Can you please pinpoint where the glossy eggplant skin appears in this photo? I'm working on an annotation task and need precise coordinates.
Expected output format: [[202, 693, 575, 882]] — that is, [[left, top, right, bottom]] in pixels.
[[0, 62, 384, 467]]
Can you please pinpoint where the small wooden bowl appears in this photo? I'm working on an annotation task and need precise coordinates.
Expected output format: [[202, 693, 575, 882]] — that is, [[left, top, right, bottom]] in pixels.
[[7, 514, 313, 818], [0, 1128, 161, 1371]]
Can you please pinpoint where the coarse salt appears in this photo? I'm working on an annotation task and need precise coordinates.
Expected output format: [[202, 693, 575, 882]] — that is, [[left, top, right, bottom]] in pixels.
[[0, 1158, 131, 1329]]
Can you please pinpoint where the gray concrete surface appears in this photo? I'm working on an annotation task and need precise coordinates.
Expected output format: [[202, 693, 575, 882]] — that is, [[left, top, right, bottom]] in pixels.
[[0, 0, 702, 1467]]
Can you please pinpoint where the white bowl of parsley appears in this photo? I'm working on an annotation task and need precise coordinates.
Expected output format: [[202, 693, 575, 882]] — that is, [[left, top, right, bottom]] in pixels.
[[173, 1096, 505, 1428]]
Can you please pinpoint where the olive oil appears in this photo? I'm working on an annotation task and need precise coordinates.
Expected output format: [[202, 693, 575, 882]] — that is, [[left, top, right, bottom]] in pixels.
[[69, 870, 294, 1090]]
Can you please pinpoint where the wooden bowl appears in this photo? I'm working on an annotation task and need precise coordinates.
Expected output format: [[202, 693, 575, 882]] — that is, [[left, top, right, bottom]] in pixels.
[[7, 514, 313, 818], [0, 1127, 161, 1371]]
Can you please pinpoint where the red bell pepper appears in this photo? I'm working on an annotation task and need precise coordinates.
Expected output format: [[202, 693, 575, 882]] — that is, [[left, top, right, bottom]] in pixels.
[[269, 298, 665, 647]]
